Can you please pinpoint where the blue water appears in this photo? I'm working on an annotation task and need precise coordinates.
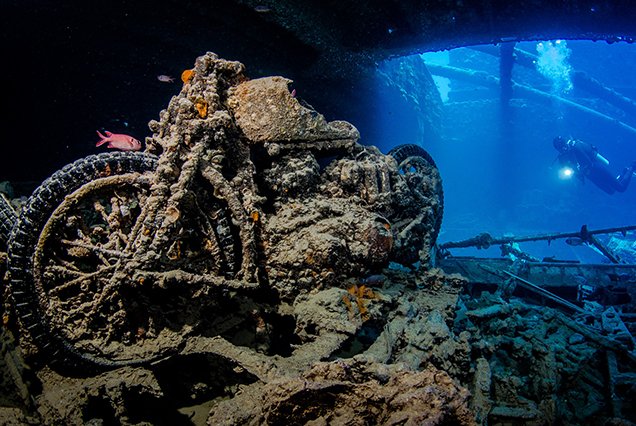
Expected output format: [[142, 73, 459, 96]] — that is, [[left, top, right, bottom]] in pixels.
[[371, 41, 636, 262]]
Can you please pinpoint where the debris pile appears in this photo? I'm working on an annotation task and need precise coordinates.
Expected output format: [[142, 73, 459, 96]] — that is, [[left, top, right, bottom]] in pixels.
[[460, 294, 635, 424]]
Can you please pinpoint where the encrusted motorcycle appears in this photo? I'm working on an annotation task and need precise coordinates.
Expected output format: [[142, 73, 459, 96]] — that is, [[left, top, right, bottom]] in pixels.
[[5, 53, 443, 371]]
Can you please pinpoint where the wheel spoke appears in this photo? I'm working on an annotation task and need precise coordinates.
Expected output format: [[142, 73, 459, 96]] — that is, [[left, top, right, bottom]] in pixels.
[[47, 264, 117, 295], [60, 239, 128, 259]]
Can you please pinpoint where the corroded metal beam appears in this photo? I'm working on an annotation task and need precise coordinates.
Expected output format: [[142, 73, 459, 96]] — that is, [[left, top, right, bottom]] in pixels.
[[439, 224, 636, 249]]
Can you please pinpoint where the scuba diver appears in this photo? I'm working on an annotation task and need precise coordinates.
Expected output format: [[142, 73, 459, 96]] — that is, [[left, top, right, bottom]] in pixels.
[[553, 136, 636, 194]]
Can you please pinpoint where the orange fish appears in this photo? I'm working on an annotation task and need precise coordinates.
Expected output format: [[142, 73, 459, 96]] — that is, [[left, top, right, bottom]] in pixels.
[[95, 130, 142, 151]]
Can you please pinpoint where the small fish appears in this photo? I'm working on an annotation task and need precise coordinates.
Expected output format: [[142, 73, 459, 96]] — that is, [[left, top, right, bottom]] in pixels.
[[254, 5, 270, 13], [157, 75, 175, 83], [565, 237, 586, 246], [96, 130, 142, 151]]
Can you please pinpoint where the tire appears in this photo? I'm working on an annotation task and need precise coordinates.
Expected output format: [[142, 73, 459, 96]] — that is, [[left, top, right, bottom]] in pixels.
[[388, 144, 444, 246], [0, 193, 17, 251], [7, 152, 158, 372], [388, 143, 440, 171]]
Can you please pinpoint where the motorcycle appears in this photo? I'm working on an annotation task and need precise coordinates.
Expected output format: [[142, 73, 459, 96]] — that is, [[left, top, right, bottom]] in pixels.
[[3, 53, 443, 372]]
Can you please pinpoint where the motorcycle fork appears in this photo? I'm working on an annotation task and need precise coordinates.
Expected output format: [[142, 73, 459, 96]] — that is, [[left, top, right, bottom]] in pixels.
[[126, 143, 206, 263]]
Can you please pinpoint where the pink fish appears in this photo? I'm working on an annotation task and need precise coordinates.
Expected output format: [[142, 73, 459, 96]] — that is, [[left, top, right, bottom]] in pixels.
[[95, 131, 142, 151], [157, 75, 174, 83]]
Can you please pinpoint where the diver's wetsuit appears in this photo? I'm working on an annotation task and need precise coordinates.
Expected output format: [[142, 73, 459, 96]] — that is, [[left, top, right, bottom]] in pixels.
[[556, 138, 635, 194]]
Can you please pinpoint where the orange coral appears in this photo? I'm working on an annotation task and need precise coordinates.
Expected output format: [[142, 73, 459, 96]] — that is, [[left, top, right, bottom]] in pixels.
[[342, 294, 354, 317], [194, 99, 208, 118], [343, 284, 378, 321], [181, 69, 195, 84]]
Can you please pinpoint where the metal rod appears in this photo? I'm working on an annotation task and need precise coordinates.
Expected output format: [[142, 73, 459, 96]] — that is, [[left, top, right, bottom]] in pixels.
[[470, 45, 636, 117], [500, 269, 590, 315], [439, 224, 636, 249], [426, 62, 636, 137]]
